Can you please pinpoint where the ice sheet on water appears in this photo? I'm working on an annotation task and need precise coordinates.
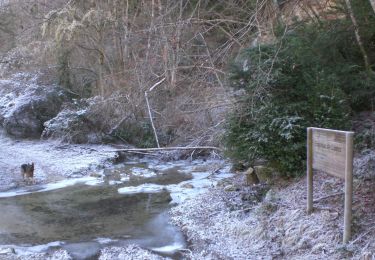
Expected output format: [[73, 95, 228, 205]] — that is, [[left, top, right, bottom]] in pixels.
[[0, 177, 99, 198], [109, 180, 123, 185], [118, 183, 166, 194], [94, 237, 118, 244], [130, 167, 157, 178], [151, 242, 184, 254], [117, 162, 234, 204], [12, 241, 64, 256], [147, 160, 187, 171]]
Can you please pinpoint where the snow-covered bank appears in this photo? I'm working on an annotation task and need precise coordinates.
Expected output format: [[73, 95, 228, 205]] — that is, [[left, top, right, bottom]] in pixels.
[[0, 245, 169, 260], [0, 131, 117, 191], [171, 171, 375, 259]]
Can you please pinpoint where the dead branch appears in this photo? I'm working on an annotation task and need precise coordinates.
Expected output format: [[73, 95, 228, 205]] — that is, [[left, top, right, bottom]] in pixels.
[[145, 77, 166, 148], [106, 146, 222, 153], [313, 192, 344, 203], [349, 226, 375, 246]]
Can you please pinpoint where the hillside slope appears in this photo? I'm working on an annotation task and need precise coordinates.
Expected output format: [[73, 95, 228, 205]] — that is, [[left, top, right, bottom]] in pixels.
[[171, 153, 375, 259]]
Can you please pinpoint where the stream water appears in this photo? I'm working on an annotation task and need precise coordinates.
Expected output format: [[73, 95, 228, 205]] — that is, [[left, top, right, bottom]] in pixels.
[[0, 159, 232, 259]]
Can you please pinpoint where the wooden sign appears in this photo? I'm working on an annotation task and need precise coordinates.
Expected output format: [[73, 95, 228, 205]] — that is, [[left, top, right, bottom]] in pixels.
[[306, 127, 354, 243], [312, 128, 347, 179]]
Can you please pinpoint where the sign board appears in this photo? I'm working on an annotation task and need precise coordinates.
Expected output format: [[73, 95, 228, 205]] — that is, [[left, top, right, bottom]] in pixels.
[[312, 128, 347, 179], [306, 127, 354, 243]]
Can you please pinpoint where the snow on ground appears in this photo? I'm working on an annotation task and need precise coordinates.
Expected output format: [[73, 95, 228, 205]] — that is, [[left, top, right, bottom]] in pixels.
[[0, 130, 117, 191], [171, 170, 375, 259], [0, 244, 170, 260], [99, 245, 169, 260]]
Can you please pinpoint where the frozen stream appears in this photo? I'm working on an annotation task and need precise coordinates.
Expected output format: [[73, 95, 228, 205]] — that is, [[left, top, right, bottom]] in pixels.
[[0, 133, 232, 259]]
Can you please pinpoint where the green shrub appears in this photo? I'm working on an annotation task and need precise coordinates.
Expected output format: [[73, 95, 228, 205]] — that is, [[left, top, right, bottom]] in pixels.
[[113, 121, 155, 148], [225, 13, 375, 176]]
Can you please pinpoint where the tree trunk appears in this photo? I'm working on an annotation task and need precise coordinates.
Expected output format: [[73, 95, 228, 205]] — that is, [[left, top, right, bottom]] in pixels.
[[345, 0, 372, 72], [369, 0, 375, 14]]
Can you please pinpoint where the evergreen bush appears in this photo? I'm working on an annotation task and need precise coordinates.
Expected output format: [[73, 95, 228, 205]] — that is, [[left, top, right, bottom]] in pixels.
[[226, 9, 375, 176]]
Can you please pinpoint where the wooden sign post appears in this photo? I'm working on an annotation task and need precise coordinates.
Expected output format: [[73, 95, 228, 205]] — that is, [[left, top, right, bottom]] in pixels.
[[306, 127, 354, 244]]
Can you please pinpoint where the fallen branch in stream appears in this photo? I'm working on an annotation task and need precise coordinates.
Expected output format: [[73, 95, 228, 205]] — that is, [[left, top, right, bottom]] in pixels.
[[122, 150, 159, 156], [105, 146, 222, 153]]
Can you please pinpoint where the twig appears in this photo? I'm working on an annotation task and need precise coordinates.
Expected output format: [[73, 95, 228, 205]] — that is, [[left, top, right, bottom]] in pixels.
[[313, 206, 340, 213], [349, 226, 375, 246], [313, 192, 344, 203], [232, 206, 254, 213]]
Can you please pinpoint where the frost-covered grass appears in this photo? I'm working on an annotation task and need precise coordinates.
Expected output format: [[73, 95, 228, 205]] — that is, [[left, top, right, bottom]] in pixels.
[[99, 245, 168, 260], [171, 164, 375, 259]]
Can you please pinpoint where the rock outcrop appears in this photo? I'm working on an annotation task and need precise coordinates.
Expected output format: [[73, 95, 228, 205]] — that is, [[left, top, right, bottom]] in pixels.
[[42, 99, 104, 144], [0, 74, 68, 138]]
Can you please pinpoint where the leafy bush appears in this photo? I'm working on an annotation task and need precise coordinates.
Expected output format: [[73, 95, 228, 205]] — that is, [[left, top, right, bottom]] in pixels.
[[226, 11, 375, 176]]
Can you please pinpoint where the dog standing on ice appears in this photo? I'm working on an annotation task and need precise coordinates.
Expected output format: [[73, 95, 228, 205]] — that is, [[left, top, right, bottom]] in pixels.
[[21, 162, 34, 184]]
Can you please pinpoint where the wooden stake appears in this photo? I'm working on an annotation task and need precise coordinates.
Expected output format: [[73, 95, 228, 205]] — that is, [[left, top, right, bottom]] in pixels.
[[343, 132, 354, 243], [307, 127, 313, 214]]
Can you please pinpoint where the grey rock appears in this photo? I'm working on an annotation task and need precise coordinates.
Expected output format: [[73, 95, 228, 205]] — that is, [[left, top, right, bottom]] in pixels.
[[42, 99, 104, 144], [254, 165, 275, 183], [245, 167, 260, 185], [181, 183, 194, 189], [224, 184, 237, 192], [42, 96, 127, 144], [1, 82, 68, 138]]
